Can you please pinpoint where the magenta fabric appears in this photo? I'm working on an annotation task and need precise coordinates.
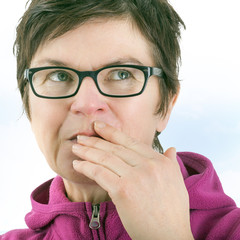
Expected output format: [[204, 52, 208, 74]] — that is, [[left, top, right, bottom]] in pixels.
[[1, 152, 240, 239]]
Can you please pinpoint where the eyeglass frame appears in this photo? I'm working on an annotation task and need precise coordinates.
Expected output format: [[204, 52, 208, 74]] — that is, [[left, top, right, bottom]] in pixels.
[[24, 64, 164, 99]]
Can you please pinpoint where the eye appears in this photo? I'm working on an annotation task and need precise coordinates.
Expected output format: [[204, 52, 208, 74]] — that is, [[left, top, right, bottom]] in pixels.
[[48, 71, 72, 82], [110, 70, 132, 80]]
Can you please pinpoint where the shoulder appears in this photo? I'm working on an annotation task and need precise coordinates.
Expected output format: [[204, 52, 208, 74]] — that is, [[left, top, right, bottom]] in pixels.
[[177, 151, 237, 209], [177, 152, 240, 239]]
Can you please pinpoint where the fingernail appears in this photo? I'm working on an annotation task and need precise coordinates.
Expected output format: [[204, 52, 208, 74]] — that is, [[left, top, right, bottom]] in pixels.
[[72, 144, 81, 151], [73, 160, 80, 167], [77, 135, 89, 142], [95, 121, 106, 129]]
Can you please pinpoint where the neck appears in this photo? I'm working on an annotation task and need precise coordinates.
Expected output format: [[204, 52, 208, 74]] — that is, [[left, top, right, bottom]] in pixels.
[[63, 178, 111, 204]]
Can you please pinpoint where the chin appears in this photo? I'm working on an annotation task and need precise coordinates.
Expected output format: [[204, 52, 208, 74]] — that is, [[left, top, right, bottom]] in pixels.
[[55, 159, 97, 186], [64, 170, 97, 185]]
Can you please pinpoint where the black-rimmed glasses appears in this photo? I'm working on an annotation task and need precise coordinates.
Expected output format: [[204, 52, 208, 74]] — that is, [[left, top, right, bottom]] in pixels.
[[24, 65, 163, 99]]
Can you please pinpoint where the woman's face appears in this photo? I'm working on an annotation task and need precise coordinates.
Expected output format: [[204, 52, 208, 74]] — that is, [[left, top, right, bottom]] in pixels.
[[29, 19, 175, 183]]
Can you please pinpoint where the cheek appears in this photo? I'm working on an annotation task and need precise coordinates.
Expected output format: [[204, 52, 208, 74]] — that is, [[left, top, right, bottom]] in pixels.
[[29, 94, 66, 156], [111, 97, 160, 145]]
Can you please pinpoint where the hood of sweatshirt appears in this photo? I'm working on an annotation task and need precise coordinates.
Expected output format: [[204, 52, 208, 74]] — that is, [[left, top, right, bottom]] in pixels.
[[24, 152, 238, 239]]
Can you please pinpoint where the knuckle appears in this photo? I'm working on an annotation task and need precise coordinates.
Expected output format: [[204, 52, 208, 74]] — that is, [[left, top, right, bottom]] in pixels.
[[81, 146, 91, 157], [115, 182, 129, 198], [112, 144, 125, 155], [109, 128, 121, 143], [126, 136, 139, 148], [142, 159, 163, 177], [113, 177, 136, 200], [98, 152, 112, 165], [145, 160, 158, 173], [92, 137, 102, 146], [90, 165, 103, 178]]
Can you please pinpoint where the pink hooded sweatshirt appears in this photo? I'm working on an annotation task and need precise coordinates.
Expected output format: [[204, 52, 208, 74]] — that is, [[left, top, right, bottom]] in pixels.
[[1, 152, 240, 239]]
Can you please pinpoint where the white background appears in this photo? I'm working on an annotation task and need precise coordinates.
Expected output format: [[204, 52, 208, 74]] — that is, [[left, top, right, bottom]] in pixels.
[[0, 0, 240, 232]]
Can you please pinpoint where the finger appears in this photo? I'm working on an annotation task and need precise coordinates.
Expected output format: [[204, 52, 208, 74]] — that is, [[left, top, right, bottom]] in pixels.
[[77, 135, 144, 166], [72, 160, 120, 195], [94, 121, 158, 158], [72, 144, 130, 176], [163, 147, 182, 175], [163, 147, 177, 161]]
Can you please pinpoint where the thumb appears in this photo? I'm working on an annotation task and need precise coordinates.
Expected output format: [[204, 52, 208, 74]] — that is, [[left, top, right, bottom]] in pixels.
[[164, 147, 177, 161]]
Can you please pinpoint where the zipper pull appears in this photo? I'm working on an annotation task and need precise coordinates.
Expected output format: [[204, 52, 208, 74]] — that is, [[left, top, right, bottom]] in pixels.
[[89, 204, 100, 230]]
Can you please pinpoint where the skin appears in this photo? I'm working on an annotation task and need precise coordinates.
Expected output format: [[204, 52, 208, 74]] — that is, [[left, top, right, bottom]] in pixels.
[[29, 19, 193, 239]]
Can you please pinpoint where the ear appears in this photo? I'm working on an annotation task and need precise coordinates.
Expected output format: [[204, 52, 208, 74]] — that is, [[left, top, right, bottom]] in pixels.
[[156, 88, 180, 133]]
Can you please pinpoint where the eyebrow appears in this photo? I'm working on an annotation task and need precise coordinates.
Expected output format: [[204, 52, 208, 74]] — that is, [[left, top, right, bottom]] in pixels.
[[31, 57, 145, 69], [32, 59, 68, 68], [105, 58, 144, 67]]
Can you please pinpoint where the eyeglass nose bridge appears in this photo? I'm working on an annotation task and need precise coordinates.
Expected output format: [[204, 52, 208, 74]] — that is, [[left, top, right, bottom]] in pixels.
[[74, 69, 102, 95]]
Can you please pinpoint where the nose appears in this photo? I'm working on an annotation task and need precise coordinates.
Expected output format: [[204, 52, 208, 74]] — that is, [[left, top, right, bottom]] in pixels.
[[70, 77, 110, 116]]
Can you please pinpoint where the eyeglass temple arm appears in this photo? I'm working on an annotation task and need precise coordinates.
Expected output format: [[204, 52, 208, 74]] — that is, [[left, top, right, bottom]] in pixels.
[[151, 67, 163, 77], [24, 69, 30, 81]]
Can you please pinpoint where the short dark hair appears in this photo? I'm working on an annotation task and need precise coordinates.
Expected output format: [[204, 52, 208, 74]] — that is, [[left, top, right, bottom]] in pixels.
[[14, 0, 185, 152]]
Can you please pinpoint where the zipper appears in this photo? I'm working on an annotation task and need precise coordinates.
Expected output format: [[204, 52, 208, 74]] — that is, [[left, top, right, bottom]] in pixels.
[[89, 204, 100, 230]]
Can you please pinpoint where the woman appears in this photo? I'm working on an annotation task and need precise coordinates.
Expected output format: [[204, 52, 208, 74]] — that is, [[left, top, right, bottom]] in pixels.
[[1, 0, 240, 239]]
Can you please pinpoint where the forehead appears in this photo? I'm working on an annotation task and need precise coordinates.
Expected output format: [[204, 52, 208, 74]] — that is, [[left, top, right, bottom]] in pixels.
[[31, 19, 155, 69]]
